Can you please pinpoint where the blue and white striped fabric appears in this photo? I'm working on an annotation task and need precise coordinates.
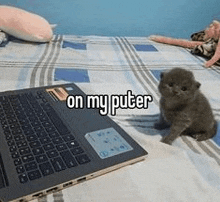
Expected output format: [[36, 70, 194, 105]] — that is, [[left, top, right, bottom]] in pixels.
[[1, 35, 220, 202]]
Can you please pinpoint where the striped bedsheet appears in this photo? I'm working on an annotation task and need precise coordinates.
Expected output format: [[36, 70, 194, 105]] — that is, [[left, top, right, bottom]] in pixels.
[[1, 35, 220, 202]]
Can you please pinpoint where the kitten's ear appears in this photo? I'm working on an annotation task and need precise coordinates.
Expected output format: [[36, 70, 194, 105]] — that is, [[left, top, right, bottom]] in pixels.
[[196, 81, 201, 89]]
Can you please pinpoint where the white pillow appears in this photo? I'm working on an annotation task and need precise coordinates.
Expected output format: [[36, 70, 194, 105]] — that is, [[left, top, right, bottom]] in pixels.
[[0, 5, 53, 42]]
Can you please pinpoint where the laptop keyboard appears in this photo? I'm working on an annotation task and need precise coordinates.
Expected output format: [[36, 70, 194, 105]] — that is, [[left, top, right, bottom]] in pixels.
[[0, 91, 90, 184]]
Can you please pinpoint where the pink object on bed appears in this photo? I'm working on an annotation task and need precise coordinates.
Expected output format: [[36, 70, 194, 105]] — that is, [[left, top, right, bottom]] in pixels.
[[0, 5, 53, 42]]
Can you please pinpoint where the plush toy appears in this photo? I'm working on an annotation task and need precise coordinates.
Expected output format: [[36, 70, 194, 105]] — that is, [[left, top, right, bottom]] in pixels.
[[0, 5, 53, 44], [150, 20, 220, 67], [0, 30, 8, 46]]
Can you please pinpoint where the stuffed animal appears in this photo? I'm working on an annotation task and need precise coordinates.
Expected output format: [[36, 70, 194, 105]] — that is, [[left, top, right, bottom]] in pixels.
[[0, 5, 53, 45], [0, 30, 8, 46], [150, 20, 220, 67]]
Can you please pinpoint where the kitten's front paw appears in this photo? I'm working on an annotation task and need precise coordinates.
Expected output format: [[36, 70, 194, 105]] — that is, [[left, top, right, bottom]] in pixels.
[[191, 133, 206, 141], [160, 136, 173, 145]]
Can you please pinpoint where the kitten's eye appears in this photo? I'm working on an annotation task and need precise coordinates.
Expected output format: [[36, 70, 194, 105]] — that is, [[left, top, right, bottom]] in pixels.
[[181, 86, 187, 91], [168, 82, 173, 87]]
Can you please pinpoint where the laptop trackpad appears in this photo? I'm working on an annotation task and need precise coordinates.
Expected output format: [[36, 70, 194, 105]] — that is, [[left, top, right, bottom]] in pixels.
[[0, 153, 9, 189], [85, 127, 133, 159]]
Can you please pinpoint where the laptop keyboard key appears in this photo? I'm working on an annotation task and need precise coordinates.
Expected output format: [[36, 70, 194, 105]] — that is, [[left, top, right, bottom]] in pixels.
[[19, 147, 31, 155], [48, 131, 59, 138], [41, 121, 52, 128], [39, 137, 51, 144], [21, 123, 32, 131], [14, 158, 22, 166], [43, 143, 55, 151], [71, 147, 84, 155], [7, 140, 15, 147], [16, 165, 25, 174], [9, 145, 17, 153], [39, 162, 54, 176], [51, 157, 66, 172], [30, 120, 41, 127], [67, 140, 79, 148], [25, 162, 38, 171], [47, 150, 59, 158], [63, 134, 75, 142], [5, 134, 13, 141], [32, 147, 44, 155], [45, 126, 56, 133], [60, 151, 78, 168], [75, 154, 90, 165], [19, 173, 29, 183], [52, 137, 63, 145], [27, 134, 38, 142], [22, 154, 34, 163], [19, 118, 29, 125], [16, 140, 28, 148], [11, 152, 20, 159], [36, 154, 48, 163], [14, 134, 25, 142], [29, 141, 41, 148], [23, 129, 34, 136], [56, 144, 67, 151], [39, 115, 49, 122], [36, 131, 48, 138], [34, 125, 45, 132], [28, 170, 41, 181]]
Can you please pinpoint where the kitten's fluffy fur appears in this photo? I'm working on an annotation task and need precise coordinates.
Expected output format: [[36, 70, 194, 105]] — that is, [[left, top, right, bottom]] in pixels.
[[155, 68, 217, 145]]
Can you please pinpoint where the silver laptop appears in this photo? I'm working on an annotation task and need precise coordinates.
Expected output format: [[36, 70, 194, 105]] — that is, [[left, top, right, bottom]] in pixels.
[[0, 83, 148, 202]]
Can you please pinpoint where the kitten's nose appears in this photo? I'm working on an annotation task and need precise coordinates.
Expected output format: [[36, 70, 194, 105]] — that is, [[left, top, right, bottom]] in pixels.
[[173, 88, 180, 95]]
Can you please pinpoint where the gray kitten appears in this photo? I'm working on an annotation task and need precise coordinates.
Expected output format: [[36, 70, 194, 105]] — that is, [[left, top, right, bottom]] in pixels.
[[155, 68, 217, 145]]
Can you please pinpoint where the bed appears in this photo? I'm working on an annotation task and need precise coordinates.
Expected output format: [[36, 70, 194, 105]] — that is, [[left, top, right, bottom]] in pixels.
[[1, 35, 220, 202]]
